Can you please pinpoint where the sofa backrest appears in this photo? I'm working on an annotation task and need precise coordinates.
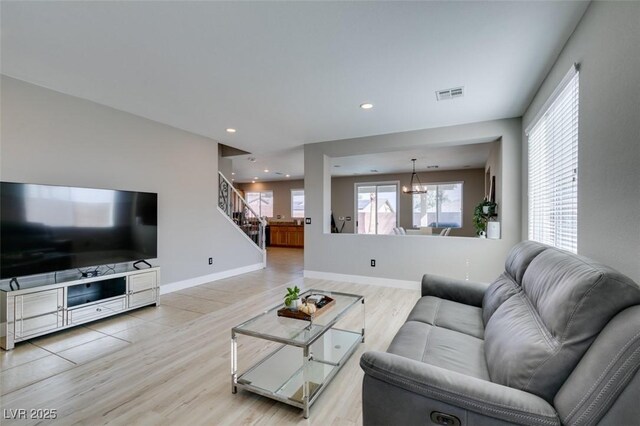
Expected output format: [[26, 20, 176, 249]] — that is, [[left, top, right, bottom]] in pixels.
[[483, 243, 640, 403], [482, 241, 547, 325]]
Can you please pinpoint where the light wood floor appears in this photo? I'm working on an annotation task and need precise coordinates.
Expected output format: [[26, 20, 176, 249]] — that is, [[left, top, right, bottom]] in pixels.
[[0, 247, 419, 425]]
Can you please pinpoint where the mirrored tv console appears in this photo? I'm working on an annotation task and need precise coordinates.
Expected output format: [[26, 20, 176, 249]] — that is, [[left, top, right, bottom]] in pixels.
[[0, 267, 160, 350]]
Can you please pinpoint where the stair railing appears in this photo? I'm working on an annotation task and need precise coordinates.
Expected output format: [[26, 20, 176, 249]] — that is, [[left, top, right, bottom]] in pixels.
[[218, 172, 266, 251]]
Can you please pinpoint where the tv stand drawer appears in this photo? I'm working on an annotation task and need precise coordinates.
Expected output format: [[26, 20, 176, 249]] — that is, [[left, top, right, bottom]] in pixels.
[[68, 297, 126, 325], [128, 289, 156, 309], [129, 271, 157, 293]]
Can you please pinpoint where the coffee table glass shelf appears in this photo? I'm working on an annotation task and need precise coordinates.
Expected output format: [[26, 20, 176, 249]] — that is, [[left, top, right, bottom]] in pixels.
[[231, 289, 364, 418]]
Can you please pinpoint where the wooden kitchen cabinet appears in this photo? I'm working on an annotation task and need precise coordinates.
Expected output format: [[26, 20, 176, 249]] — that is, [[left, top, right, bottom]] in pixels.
[[288, 227, 304, 247], [269, 224, 304, 248]]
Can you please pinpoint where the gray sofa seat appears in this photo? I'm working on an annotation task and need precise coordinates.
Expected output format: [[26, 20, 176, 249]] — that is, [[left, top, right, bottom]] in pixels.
[[406, 296, 485, 339], [361, 241, 640, 425], [388, 320, 489, 380]]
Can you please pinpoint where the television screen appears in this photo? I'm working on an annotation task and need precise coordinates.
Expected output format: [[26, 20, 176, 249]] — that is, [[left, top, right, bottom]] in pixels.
[[0, 182, 157, 279]]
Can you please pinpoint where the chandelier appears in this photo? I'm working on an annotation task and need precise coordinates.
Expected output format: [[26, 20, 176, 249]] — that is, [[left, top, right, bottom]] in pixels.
[[402, 159, 427, 195]]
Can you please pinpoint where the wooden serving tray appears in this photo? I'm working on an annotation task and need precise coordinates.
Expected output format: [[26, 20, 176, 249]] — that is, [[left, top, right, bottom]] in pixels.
[[277, 295, 335, 321]]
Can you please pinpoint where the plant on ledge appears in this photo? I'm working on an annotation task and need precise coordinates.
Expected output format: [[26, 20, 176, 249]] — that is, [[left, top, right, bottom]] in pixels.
[[473, 199, 497, 236]]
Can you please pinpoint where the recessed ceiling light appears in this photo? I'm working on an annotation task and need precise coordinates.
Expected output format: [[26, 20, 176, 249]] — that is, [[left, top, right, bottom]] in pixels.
[[285, 174, 290, 178], [251, 180, 255, 183], [231, 172, 235, 175], [264, 169, 269, 173], [254, 177, 258, 180], [226, 128, 237, 133], [360, 103, 373, 110], [231, 178, 235, 181]]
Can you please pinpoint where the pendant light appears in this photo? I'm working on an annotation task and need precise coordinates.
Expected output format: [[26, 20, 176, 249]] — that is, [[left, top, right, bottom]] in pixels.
[[402, 159, 427, 194]]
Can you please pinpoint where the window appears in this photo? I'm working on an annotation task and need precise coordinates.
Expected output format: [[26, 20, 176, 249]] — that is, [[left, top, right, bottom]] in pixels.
[[245, 191, 273, 218], [527, 65, 579, 253], [412, 183, 463, 228], [355, 183, 398, 235], [291, 189, 305, 218]]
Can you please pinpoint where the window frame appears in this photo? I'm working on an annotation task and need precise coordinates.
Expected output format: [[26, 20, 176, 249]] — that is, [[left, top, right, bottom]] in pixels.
[[411, 181, 464, 229], [245, 190, 274, 218], [353, 181, 400, 235], [526, 65, 579, 253]]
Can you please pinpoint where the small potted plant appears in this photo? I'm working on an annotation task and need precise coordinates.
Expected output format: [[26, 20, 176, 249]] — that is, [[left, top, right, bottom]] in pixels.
[[473, 199, 497, 237], [284, 286, 301, 310]]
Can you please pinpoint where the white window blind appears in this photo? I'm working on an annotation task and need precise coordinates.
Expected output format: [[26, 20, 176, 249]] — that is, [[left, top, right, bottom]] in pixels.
[[527, 65, 579, 253], [245, 191, 273, 218], [291, 189, 305, 218]]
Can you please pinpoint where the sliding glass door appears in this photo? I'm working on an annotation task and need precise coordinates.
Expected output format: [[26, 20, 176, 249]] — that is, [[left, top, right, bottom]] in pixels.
[[355, 183, 398, 235]]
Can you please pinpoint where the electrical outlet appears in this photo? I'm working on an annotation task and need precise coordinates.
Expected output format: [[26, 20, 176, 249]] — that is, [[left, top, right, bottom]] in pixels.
[[370, 259, 376, 267], [208, 257, 213, 265]]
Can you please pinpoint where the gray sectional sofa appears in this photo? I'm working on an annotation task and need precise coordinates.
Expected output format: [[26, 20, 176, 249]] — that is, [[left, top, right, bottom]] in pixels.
[[360, 241, 640, 425]]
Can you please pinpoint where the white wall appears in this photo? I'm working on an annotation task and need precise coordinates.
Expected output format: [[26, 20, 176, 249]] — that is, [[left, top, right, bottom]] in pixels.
[[304, 118, 522, 284], [218, 146, 233, 181], [485, 141, 500, 201], [522, 2, 640, 282], [0, 76, 264, 286]]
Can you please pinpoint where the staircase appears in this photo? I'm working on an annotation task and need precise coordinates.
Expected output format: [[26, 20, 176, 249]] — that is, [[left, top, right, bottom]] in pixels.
[[218, 172, 266, 253]]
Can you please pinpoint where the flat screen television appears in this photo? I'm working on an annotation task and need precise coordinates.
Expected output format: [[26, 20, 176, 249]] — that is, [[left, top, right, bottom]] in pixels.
[[0, 182, 158, 279]]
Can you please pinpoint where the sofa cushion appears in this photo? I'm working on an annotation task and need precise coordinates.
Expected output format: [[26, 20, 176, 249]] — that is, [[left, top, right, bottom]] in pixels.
[[484, 248, 640, 402], [388, 320, 490, 381], [481, 241, 547, 325], [482, 272, 520, 326], [407, 296, 484, 339], [504, 241, 548, 284]]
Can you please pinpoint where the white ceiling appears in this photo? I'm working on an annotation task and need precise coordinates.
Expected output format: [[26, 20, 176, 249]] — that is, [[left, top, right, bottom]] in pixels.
[[1, 1, 589, 162], [230, 147, 305, 183]]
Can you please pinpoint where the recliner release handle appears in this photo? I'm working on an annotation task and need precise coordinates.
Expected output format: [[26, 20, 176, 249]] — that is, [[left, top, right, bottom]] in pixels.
[[430, 411, 461, 426]]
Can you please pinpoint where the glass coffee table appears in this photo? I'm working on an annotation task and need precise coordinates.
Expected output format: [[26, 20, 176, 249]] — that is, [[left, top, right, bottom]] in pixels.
[[231, 289, 365, 418]]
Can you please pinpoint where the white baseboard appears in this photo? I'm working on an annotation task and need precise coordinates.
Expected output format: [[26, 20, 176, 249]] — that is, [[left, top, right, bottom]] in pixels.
[[303, 270, 420, 291], [160, 263, 265, 295]]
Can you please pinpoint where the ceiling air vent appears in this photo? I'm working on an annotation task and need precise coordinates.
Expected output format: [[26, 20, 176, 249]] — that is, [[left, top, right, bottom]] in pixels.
[[436, 86, 464, 101]]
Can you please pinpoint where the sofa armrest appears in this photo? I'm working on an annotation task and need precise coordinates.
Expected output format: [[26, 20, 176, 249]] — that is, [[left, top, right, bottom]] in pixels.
[[421, 273, 489, 307], [360, 351, 560, 426]]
